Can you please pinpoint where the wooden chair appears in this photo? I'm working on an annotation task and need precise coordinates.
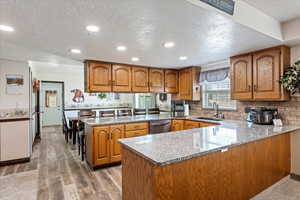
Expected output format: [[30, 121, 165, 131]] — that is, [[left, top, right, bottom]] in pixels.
[[117, 109, 132, 117], [148, 108, 160, 115], [77, 110, 96, 161], [99, 110, 116, 118], [62, 112, 72, 143], [133, 108, 147, 115]]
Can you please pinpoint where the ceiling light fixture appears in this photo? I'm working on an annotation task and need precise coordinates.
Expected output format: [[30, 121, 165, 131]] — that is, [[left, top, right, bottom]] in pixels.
[[70, 49, 81, 54], [163, 42, 175, 48], [86, 25, 99, 33], [131, 57, 139, 62], [117, 46, 127, 51], [0, 25, 14, 32], [179, 56, 188, 61]]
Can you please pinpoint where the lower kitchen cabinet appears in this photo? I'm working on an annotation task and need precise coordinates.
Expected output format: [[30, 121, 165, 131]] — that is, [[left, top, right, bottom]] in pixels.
[[171, 120, 184, 131], [88, 122, 148, 168], [199, 121, 218, 127], [93, 125, 125, 166], [184, 120, 200, 130], [93, 126, 111, 166], [110, 125, 125, 163]]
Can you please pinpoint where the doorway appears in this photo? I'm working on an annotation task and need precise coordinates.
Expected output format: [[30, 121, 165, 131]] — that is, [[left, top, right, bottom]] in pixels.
[[40, 81, 64, 127]]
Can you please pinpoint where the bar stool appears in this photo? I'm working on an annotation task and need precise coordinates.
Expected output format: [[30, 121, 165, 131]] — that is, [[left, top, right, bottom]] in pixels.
[[78, 110, 96, 161], [117, 109, 132, 117], [99, 110, 116, 117], [148, 108, 160, 115], [133, 108, 147, 115]]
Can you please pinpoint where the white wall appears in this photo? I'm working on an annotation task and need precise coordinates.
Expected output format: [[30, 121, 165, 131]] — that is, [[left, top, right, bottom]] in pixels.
[[0, 59, 30, 110], [30, 62, 133, 107], [291, 45, 300, 63]]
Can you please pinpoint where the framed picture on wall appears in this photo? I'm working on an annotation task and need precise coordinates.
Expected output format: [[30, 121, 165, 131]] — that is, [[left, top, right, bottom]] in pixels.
[[6, 74, 24, 95]]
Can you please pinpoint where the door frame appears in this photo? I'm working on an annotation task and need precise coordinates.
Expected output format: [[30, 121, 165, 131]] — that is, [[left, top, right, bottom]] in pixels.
[[40, 81, 65, 127]]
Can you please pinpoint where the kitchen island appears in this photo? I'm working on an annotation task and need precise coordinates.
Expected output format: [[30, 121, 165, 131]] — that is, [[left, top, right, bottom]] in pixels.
[[117, 116, 300, 200]]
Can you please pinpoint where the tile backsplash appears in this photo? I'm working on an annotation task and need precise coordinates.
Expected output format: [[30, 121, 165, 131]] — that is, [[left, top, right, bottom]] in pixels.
[[190, 95, 300, 126]]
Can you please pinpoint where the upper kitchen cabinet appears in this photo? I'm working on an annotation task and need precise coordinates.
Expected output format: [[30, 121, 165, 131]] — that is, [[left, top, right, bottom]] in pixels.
[[85, 61, 112, 92], [178, 67, 201, 100], [230, 46, 290, 101], [149, 69, 164, 93], [132, 67, 149, 93], [164, 69, 178, 93], [112, 64, 132, 92], [230, 54, 253, 100]]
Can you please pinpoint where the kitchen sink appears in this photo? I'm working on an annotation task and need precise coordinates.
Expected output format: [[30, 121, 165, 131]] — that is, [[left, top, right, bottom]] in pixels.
[[196, 117, 223, 121]]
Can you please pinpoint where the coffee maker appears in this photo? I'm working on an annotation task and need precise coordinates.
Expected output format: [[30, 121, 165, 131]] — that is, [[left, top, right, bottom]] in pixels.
[[245, 107, 278, 125]]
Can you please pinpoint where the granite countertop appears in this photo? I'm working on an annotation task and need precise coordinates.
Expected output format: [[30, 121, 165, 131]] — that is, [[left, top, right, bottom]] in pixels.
[[82, 114, 188, 126], [114, 115, 300, 166], [64, 106, 131, 111], [0, 115, 30, 122]]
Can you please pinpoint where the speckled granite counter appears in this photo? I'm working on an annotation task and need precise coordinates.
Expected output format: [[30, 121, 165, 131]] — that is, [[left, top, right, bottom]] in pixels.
[[82, 114, 184, 126], [116, 116, 300, 166]]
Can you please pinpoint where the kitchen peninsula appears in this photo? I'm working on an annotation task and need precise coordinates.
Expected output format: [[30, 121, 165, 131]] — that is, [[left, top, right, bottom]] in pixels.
[[113, 115, 300, 200]]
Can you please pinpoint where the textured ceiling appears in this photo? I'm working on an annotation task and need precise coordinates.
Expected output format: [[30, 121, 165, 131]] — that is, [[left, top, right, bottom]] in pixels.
[[243, 0, 300, 22], [0, 0, 282, 68]]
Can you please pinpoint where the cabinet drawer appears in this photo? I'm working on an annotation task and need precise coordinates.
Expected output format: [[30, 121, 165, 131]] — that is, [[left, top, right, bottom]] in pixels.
[[125, 122, 148, 131], [125, 129, 148, 138]]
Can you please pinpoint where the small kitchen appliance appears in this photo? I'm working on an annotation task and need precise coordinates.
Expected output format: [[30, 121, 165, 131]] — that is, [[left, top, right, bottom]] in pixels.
[[245, 107, 278, 125]]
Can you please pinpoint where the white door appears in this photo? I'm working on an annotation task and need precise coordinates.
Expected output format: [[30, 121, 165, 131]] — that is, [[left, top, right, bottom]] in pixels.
[[41, 82, 63, 126]]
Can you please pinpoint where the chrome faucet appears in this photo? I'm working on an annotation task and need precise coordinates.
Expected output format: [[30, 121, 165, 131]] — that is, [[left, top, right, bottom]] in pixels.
[[213, 102, 224, 119]]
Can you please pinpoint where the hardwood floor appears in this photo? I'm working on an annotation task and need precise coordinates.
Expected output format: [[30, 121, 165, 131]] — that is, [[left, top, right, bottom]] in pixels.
[[0, 126, 300, 200], [0, 126, 121, 200]]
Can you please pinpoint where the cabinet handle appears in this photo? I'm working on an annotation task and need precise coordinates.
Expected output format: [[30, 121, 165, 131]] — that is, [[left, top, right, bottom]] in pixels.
[[254, 85, 257, 92]]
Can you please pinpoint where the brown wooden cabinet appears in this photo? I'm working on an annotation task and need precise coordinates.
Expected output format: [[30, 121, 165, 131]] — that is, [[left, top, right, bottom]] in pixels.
[[85, 61, 112, 92], [112, 64, 132, 92], [149, 69, 164, 93], [110, 125, 125, 163], [230, 46, 290, 101], [178, 67, 200, 100], [253, 48, 281, 100], [171, 120, 184, 131], [132, 67, 149, 93], [230, 54, 253, 100], [93, 126, 110, 166], [165, 69, 178, 93], [199, 121, 218, 127], [184, 120, 200, 130], [125, 122, 149, 138]]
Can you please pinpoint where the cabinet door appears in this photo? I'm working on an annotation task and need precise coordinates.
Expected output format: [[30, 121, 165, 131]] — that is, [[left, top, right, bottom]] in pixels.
[[179, 68, 192, 100], [230, 55, 253, 100], [171, 120, 184, 131], [112, 64, 132, 92], [149, 69, 164, 93], [94, 126, 110, 166], [132, 67, 149, 92], [110, 125, 124, 163], [253, 49, 281, 100], [184, 120, 200, 130], [165, 69, 178, 93], [199, 122, 218, 127], [86, 61, 112, 92]]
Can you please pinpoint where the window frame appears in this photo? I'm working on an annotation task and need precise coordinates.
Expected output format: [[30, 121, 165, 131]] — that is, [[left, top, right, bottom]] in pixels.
[[201, 78, 237, 111]]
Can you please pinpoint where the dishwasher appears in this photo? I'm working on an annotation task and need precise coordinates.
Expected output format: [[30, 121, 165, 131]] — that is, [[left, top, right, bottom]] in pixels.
[[149, 120, 171, 134]]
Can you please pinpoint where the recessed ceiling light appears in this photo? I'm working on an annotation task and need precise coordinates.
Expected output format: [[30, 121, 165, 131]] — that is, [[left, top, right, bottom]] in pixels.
[[0, 25, 14, 32], [70, 49, 81, 54], [86, 25, 99, 33], [179, 56, 188, 61], [131, 57, 139, 62], [117, 46, 127, 51], [163, 42, 175, 48]]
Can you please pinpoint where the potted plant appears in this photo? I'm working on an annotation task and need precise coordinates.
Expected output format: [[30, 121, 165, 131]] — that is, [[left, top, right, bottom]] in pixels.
[[97, 93, 107, 100], [279, 60, 300, 95]]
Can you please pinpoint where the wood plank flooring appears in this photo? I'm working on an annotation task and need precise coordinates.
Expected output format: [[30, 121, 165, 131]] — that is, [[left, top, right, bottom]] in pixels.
[[0, 126, 121, 200], [1, 126, 300, 200]]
